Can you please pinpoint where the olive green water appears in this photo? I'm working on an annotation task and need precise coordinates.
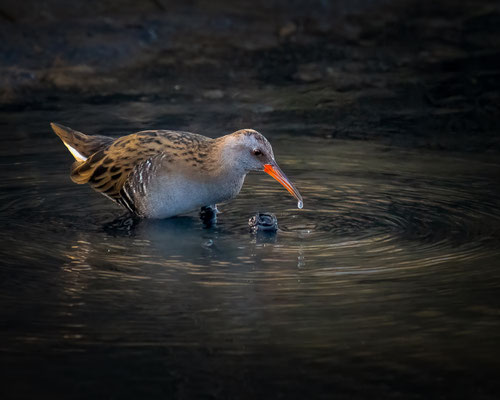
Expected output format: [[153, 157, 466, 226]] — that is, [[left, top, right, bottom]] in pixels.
[[1, 106, 500, 398]]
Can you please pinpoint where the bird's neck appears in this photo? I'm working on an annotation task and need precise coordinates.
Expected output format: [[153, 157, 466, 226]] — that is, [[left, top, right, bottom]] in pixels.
[[210, 134, 247, 176]]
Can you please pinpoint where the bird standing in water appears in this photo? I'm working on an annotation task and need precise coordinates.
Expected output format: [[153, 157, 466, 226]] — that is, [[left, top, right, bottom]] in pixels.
[[51, 123, 303, 219]]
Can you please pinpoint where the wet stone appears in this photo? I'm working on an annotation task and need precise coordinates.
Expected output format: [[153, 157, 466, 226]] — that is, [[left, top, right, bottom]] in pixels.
[[249, 212, 278, 233]]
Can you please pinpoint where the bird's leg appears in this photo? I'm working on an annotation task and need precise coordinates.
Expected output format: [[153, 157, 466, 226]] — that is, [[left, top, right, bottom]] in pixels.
[[200, 204, 219, 227]]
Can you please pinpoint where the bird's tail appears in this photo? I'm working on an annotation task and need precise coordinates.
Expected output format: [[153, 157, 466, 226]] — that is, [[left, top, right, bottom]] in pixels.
[[50, 122, 113, 162]]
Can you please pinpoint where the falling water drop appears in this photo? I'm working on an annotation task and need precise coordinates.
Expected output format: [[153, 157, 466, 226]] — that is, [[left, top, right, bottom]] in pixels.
[[297, 200, 303, 209]]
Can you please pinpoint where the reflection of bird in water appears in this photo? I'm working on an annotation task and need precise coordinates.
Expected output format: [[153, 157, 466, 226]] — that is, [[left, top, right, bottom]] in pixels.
[[51, 123, 303, 219], [102, 213, 280, 262]]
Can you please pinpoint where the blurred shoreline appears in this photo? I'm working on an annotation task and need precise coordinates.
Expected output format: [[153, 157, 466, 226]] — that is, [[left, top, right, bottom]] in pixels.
[[1, 0, 499, 151]]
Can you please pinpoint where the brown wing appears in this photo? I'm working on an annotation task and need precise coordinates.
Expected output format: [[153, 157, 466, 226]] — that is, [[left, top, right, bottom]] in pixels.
[[70, 132, 170, 214]]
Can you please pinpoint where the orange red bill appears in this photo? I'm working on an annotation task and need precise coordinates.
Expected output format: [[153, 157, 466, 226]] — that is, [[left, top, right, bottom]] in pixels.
[[263, 163, 303, 208]]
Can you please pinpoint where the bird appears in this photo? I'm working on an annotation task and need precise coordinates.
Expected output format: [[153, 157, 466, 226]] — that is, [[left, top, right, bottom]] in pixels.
[[50, 123, 303, 219]]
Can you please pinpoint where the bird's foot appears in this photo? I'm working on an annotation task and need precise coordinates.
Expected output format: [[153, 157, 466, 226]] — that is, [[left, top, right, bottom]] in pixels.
[[200, 205, 219, 227]]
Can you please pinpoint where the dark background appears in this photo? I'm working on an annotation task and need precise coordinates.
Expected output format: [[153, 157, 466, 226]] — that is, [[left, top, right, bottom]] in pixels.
[[1, 1, 500, 399], [1, 0, 499, 150]]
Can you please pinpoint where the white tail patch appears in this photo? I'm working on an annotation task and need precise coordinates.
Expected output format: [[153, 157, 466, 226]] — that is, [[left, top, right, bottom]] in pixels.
[[64, 142, 87, 161]]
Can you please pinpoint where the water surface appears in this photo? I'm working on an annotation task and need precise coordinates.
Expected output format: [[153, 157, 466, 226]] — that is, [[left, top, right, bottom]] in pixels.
[[1, 111, 500, 398]]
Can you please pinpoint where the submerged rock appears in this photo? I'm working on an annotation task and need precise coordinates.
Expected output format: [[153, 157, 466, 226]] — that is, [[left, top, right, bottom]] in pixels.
[[249, 212, 278, 233]]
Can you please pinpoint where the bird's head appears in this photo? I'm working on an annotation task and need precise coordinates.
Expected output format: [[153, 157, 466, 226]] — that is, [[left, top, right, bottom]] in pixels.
[[218, 129, 303, 208]]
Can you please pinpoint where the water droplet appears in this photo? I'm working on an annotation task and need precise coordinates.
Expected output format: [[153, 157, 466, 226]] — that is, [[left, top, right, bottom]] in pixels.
[[297, 200, 303, 209]]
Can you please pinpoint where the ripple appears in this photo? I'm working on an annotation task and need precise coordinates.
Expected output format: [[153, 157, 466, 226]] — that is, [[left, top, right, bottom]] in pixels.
[[226, 143, 500, 276], [1, 139, 499, 282]]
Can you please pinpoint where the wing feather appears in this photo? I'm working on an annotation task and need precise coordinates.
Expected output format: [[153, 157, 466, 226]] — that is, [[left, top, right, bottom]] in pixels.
[[70, 133, 167, 214], [67, 129, 212, 215]]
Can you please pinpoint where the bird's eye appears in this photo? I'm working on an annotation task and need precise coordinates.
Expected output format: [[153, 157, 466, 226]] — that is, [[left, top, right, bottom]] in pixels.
[[252, 149, 263, 156]]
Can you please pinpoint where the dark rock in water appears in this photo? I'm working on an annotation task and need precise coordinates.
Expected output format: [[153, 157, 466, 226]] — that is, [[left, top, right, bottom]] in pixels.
[[249, 212, 278, 233]]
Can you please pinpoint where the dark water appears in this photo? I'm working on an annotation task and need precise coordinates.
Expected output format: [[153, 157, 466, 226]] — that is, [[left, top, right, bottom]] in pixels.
[[1, 101, 500, 399], [1, 0, 500, 396]]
